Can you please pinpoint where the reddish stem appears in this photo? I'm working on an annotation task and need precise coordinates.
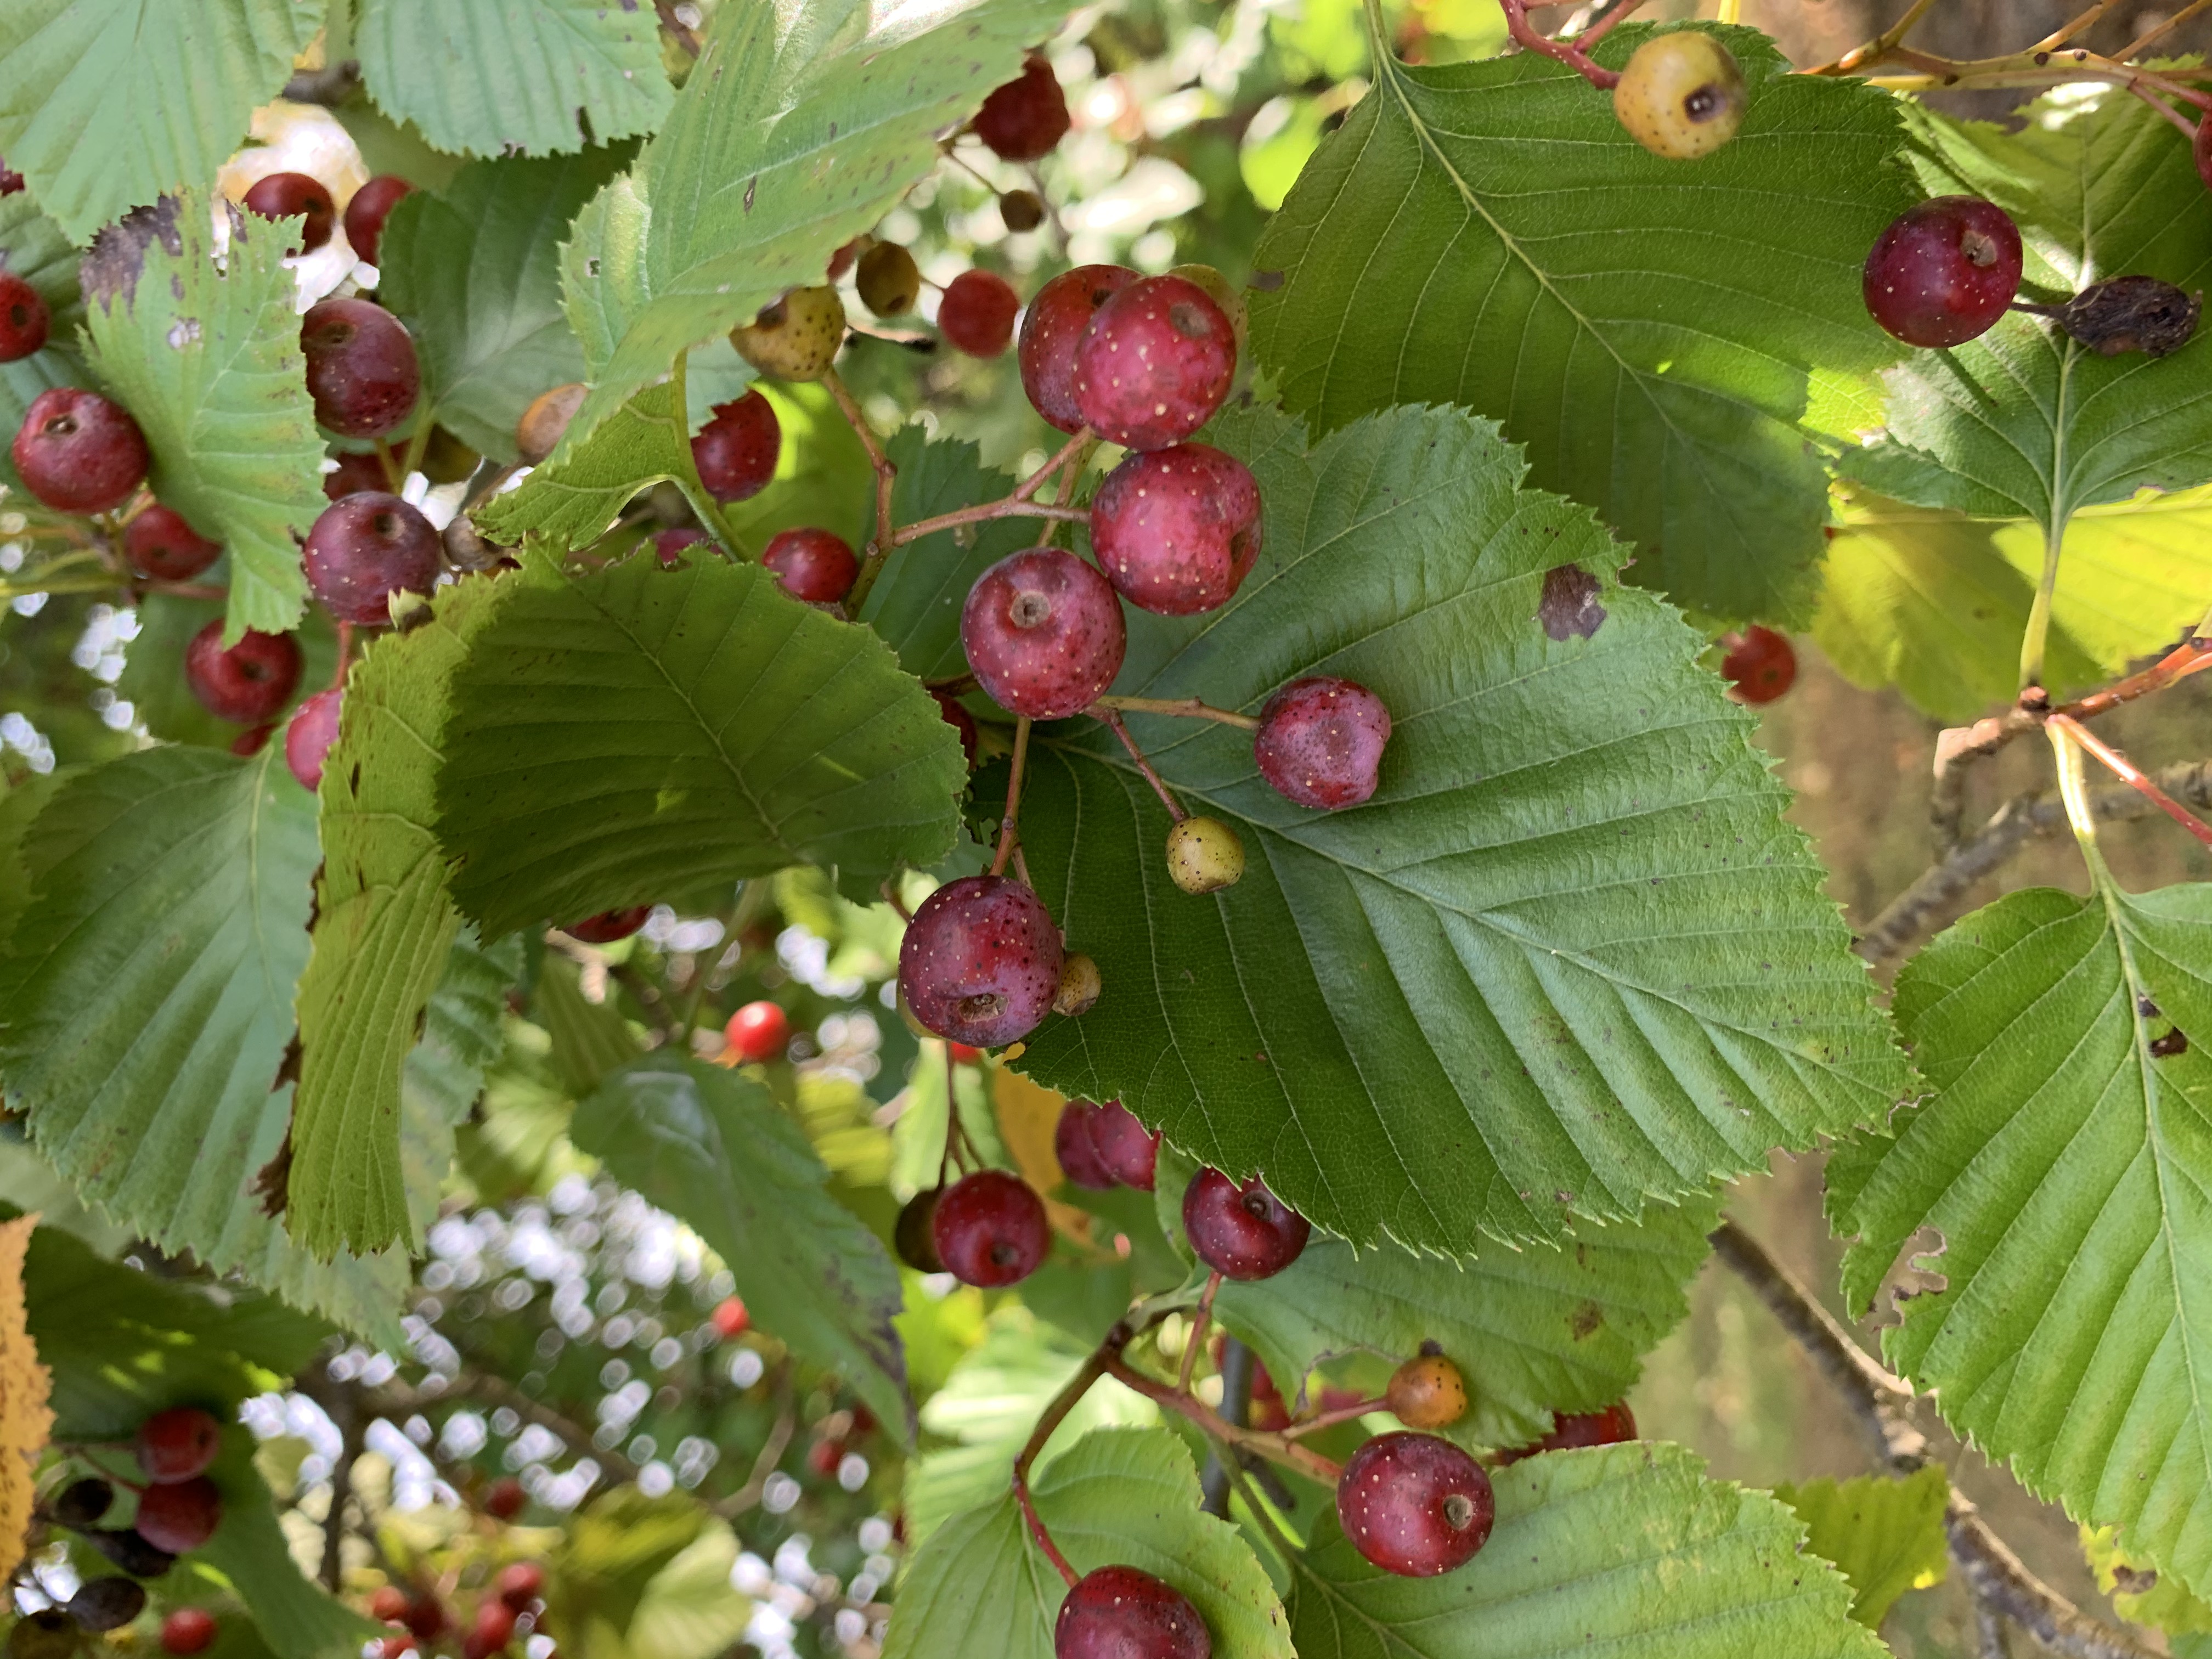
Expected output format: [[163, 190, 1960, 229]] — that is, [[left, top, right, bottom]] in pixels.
[[1012, 1341, 1119, 1588], [2050, 714, 2212, 849], [990, 715, 1031, 878], [825, 368, 900, 612], [1498, 0, 1621, 88], [1093, 708, 1188, 823], [892, 499, 1088, 547], [329, 620, 354, 692], [1572, 0, 1647, 53], [1102, 1354, 1346, 1485], [1012, 428, 1093, 504], [1178, 1272, 1222, 1395], [1282, 1395, 1389, 1440]]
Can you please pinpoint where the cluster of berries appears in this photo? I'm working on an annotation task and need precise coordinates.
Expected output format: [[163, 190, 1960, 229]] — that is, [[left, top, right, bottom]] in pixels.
[[369, 1560, 544, 1659]]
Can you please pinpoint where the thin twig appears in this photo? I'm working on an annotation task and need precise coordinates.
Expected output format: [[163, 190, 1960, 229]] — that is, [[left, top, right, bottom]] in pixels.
[[1012, 428, 1093, 505], [2051, 715, 2212, 848], [2034, 0, 2120, 52], [1496, 0, 1621, 87], [1094, 709, 1187, 822], [1178, 1273, 1222, 1395], [1802, 0, 1940, 75], [1013, 1344, 1117, 1588], [716, 1359, 798, 1518], [2126, 0, 2212, 58], [1571, 0, 1646, 53], [1102, 1355, 1345, 1485], [891, 499, 1088, 547], [991, 716, 1032, 878], [1094, 696, 1260, 731], [1282, 1395, 1389, 1440], [825, 369, 900, 611]]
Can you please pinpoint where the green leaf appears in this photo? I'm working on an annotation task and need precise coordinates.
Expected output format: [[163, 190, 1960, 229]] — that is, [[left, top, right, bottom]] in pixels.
[[1830, 883, 2212, 1601], [399, 928, 522, 1233], [82, 193, 323, 641], [474, 381, 690, 549], [195, 1434, 382, 1659], [569, 1055, 916, 1441], [1773, 1468, 1949, 1627], [2085, 1522, 2212, 1638], [1013, 402, 1907, 1254], [1247, 24, 1914, 624], [352, 0, 671, 161], [0, 1, 320, 245], [533, 951, 642, 1098], [885, 1425, 1293, 1659], [376, 148, 631, 464], [0, 188, 88, 492], [433, 555, 966, 936], [621, 1520, 752, 1659], [554, 0, 1065, 455], [1288, 1441, 1884, 1659]]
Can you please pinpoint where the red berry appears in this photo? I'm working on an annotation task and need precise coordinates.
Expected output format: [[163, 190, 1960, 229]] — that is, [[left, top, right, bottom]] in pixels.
[[1053, 1565, 1211, 1659], [1253, 677, 1391, 811], [1054, 1100, 1118, 1190], [710, 1296, 749, 1338], [324, 449, 390, 501], [301, 297, 420, 439], [345, 175, 415, 265], [133, 1476, 222, 1554], [304, 492, 440, 625], [1502, 1402, 1638, 1463], [897, 874, 1065, 1047], [242, 171, 335, 252], [161, 1609, 218, 1655], [231, 722, 276, 757], [284, 687, 344, 791], [762, 526, 858, 603], [932, 690, 978, 767], [1071, 275, 1235, 452], [465, 1599, 515, 1659], [564, 907, 649, 944], [483, 1477, 526, 1522], [369, 1587, 411, 1623], [725, 1000, 790, 1062], [185, 622, 302, 725], [494, 1562, 544, 1611], [930, 1168, 1049, 1287], [1182, 1168, 1310, 1281], [1020, 265, 1138, 433], [0, 270, 49, 362], [939, 269, 1020, 358], [125, 503, 223, 582], [960, 548, 1126, 720], [11, 387, 149, 514], [1719, 625, 1796, 704], [1089, 443, 1261, 616], [1862, 196, 2022, 348], [1335, 1431, 1493, 1577], [974, 54, 1071, 162], [1090, 1100, 1159, 1191], [654, 526, 707, 566], [947, 1041, 983, 1063], [808, 1436, 845, 1478], [138, 1408, 226, 1481], [692, 391, 780, 503]]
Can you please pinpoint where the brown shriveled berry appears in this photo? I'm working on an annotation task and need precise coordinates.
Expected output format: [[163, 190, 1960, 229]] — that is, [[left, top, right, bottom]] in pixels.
[[1001, 189, 1047, 233]]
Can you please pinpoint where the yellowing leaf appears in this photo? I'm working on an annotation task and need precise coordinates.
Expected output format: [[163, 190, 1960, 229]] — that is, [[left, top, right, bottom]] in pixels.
[[0, 1215, 53, 1584], [991, 1066, 1091, 1243]]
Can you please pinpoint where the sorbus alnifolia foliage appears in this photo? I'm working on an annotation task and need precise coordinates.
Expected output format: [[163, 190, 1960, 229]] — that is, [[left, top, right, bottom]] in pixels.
[[1719, 624, 1797, 704], [133, 1477, 222, 1555], [159, 1610, 217, 1655], [284, 688, 343, 792], [960, 547, 1127, 719], [563, 907, 650, 944], [711, 1296, 750, 1338], [1501, 1402, 1639, 1462], [691, 391, 781, 503], [1090, 443, 1262, 616], [932, 689, 979, 766], [0, 270, 49, 362], [762, 526, 858, 603], [731, 286, 846, 382], [242, 171, 335, 252], [1612, 32, 1747, 161], [1019, 264, 1138, 433], [973, 54, 1071, 163], [1386, 1354, 1469, 1429], [304, 492, 441, 625], [494, 1564, 544, 1610], [939, 269, 1021, 358], [1254, 677, 1393, 810], [12, 387, 149, 514], [1335, 1431, 1495, 1578], [857, 241, 923, 317], [344, 174, 414, 264], [1165, 815, 1244, 895], [930, 1168, 1049, 1288], [1863, 196, 2023, 348], [1089, 1100, 1159, 1190], [898, 874, 1065, 1046], [125, 503, 223, 582], [1071, 274, 1235, 452], [185, 622, 301, 725], [418, 425, 479, 486], [725, 1000, 790, 1062], [137, 1407, 225, 1483], [324, 449, 388, 501], [1055, 1099, 1119, 1190], [1182, 1168, 1311, 1280], [895, 1187, 945, 1273], [300, 297, 421, 438], [1054, 1566, 1212, 1659], [483, 1479, 526, 1522]]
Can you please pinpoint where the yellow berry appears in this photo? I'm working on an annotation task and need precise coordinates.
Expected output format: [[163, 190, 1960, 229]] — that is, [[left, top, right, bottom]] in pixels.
[[731, 285, 847, 381], [856, 242, 923, 317], [1386, 1352, 1469, 1429], [1054, 952, 1102, 1017], [1166, 816, 1244, 895], [1612, 32, 1746, 161]]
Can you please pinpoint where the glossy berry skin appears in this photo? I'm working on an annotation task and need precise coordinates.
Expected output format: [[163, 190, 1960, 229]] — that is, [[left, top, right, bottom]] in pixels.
[[53, 1476, 114, 1528], [284, 688, 344, 792], [1020, 265, 1138, 433], [930, 1168, 1049, 1288], [304, 492, 440, 625], [185, 623, 302, 725], [895, 1187, 945, 1273], [1167, 264, 1248, 357], [961, 548, 1126, 720], [1336, 1432, 1494, 1578], [692, 391, 781, 502], [1054, 952, 1102, 1018], [1387, 1355, 1469, 1429], [565, 907, 649, 944], [731, 286, 845, 381], [301, 297, 420, 438], [133, 1477, 222, 1555], [0, 271, 48, 362], [1719, 625, 1796, 704], [1055, 1100, 1118, 1190], [232, 723, 276, 757], [345, 174, 414, 264], [138, 1408, 225, 1481], [933, 690, 979, 767], [974, 54, 1071, 162], [1863, 196, 2023, 348], [940, 269, 1020, 358], [899, 874, 1065, 1046], [12, 387, 149, 514], [1091, 443, 1261, 616], [1071, 275, 1235, 452], [126, 503, 222, 581], [160, 1610, 218, 1655], [1182, 1168, 1309, 1280], [763, 526, 858, 603], [1090, 1100, 1158, 1190], [1054, 1566, 1211, 1659], [1166, 815, 1244, 895], [725, 1000, 790, 1062], [857, 241, 922, 317], [324, 449, 390, 500], [1255, 678, 1391, 811], [242, 171, 335, 251], [495, 1563, 543, 1610], [1502, 1402, 1638, 1462], [1612, 32, 1746, 161], [710, 1296, 749, 1338]]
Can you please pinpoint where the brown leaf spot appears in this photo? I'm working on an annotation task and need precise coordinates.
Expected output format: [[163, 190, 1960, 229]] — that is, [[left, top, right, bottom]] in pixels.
[[1568, 1300, 1604, 1340], [81, 198, 183, 308], [1539, 563, 1605, 641]]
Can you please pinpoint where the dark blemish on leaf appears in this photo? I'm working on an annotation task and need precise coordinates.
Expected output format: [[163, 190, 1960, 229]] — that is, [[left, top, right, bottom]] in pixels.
[[253, 1131, 294, 1217], [2152, 1028, 2190, 1058], [1538, 563, 1605, 641], [1249, 268, 1285, 292], [1568, 1301, 1602, 1340], [81, 196, 183, 306], [744, 175, 757, 212], [2140, 994, 2161, 1017], [577, 105, 596, 145], [2111, 1566, 2159, 1596]]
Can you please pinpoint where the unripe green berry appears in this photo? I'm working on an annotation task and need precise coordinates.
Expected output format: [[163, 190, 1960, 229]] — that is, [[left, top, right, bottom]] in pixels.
[[1166, 816, 1244, 894], [1612, 32, 1746, 161], [731, 286, 846, 381]]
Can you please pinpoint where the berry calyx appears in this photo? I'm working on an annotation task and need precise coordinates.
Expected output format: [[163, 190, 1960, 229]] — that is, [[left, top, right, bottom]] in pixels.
[[857, 241, 923, 317], [1020, 265, 1138, 433], [1166, 264, 1248, 357], [692, 391, 781, 502], [284, 687, 344, 792], [1071, 274, 1235, 452], [301, 297, 421, 439], [1254, 677, 1392, 811], [0, 271, 50, 362], [125, 503, 223, 582], [482, 1480, 525, 1522], [763, 526, 859, 604], [974, 54, 1071, 162], [1719, 624, 1796, 704], [930, 1168, 1049, 1287], [1053, 952, 1102, 1018], [1053, 1565, 1211, 1659], [897, 874, 1065, 1046], [160, 1609, 217, 1655], [344, 175, 415, 265], [710, 1296, 750, 1338], [565, 907, 650, 944], [725, 1000, 790, 1063], [933, 690, 979, 767], [960, 548, 1126, 719], [1090, 1100, 1159, 1190], [731, 286, 846, 381], [939, 269, 1020, 358], [1502, 1402, 1638, 1462], [1182, 1168, 1309, 1280], [1000, 189, 1047, 233], [138, 1406, 225, 1482], [303, 492, 441, 626], [1612, 32, 1747, 161], [242, 171, 336, 251], [895, 1187, 946, 1273], [494, 1563, 543, 1610], [1386, 1353, 1468, 1429], [1335, 1431, 1494, 1577], [185, 623, 302, 725], [1090, 443, 1262, 616], [1863, 196, 2023, 348], [517, 383, 586, 464], [132, 1477, 222, 1555], [1166, 815, 1244, 895], [1055, 1100, 1119, 1190], [12, 387, 149, 514]]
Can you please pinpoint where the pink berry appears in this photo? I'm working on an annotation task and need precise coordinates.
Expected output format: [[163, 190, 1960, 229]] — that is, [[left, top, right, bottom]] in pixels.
[[301, 297, 421, 439], [939, 269, 1020, 357], [1071, 275, 1235, 452], [1499, 1402, 1638, 1464], [125, 503, 222, 582], [1054, 1566, 1211, 1659], [565, 907, 649, 943], [284, 687, 344, 791], [1183, 1168, 1310, 1280], [1088, 443, 1261, 616], [324, 449, 390, 501], [134, 1476, 223, 1555], [137, 1406, 225, 1483], [12, 387, 149, 514], [495, 1562, 544, 1611], [930, 1169, 1049, 1287], [242, 171, 335, 252], [1054, 1100, 1118, 1190], [960, 548, 1126, 720], [345, 175, 415, 265], [898, 874, 1064, 1047], [692, 391, 780, 502], [1020, 266, 1138, 433], [483, 1480, 524, 1522], [1090, 1100, 1159, 1191], [710, 1296, 749, 1338], [725, 1000, 789, 1062], [303, 492, 440, 625], [973, 55, 1071, 162], [762, 526, 858, 603], [1335, 1431, 1494, 1577], [1719, 625, 1796, 704], [654, 526, 707, 566], [0, 270, 49, 362], [1863, 196, 2022, 348], [1253, 677, 1391, 811], [185, 623, 302, 725]]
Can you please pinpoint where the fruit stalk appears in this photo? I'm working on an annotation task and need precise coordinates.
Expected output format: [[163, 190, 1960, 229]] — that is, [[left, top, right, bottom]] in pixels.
[[2049, 713, 2212, 850], [667, 350, 743, 555], [1011, 1342, 1120, 1587], [1010, 426, 1093, 504], [1093, 708, 1188, 823], [1175, 1272, 1222, 1394], [823, 368, 901, 611], [1102, 1352, 1347, 1485], [988, 715, 1031, 878], [1488, 0, 1623, 90], [1094, 696, 1260, 731]]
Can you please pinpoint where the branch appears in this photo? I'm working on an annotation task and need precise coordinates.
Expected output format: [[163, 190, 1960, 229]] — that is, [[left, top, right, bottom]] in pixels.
[[715, 1359, 798, 1519], [1101, 1353, 1345, 1485], [1093, 696, 1260, 731]]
